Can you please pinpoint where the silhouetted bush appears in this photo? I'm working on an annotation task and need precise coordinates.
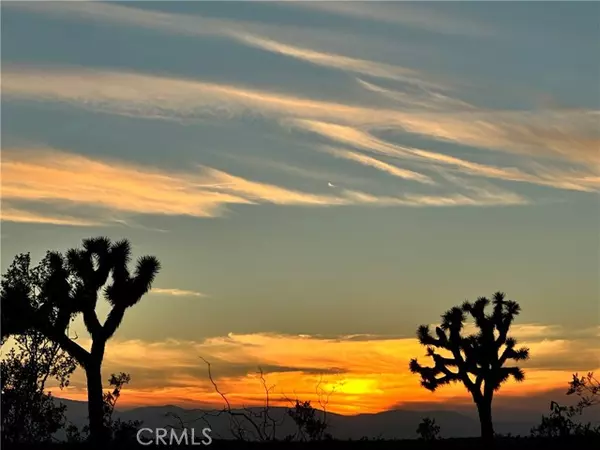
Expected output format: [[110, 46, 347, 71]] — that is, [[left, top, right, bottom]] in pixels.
[[417, 417, 441, 441], [287, 400, 331, 441], [1, 254, 77, 444], [531, 372, 600, 438]]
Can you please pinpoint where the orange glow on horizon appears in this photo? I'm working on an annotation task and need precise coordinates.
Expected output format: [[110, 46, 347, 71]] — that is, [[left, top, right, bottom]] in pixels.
[[44, 328, 600, 415], [55, 368, 591, 415]]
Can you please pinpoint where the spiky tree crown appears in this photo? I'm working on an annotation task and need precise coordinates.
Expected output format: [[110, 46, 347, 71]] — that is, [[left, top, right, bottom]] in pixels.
[[409, 292, 529, 396], [2, 237, 160, 346]]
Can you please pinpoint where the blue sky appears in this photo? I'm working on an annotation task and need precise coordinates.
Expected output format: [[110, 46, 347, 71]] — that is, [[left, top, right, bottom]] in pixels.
[[1, 1, 599, 411]]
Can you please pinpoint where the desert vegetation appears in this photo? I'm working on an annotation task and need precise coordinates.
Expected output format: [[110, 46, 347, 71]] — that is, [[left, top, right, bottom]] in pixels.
[[1, 237, 599, 448]]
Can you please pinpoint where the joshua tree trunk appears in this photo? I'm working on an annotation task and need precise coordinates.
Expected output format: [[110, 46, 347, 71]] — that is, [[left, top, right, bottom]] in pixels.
[[476, 398, 494, 443], [86, 339, 108, 445], [85, 359, 107, 444]]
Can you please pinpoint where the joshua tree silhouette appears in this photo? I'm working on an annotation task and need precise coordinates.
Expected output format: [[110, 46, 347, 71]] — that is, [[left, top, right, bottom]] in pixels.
[[409, 292, 529, 442], [1, 237, 160, 444]]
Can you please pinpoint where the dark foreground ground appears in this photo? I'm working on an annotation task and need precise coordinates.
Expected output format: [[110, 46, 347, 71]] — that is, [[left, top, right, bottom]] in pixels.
[[4, 436, 600, 450]]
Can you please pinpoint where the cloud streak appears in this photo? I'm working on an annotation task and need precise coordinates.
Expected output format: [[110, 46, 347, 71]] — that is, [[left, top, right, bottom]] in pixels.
[[7, 1, 440, 89], [356, 78, 475, 112], [3, 64, 597, 215], [231, 32, 441, 89], [286, 1, 496, 37], [0, 206, 100, 227], [4, 2, 598, 175], [53, 325, 599, 414], [150, 288, 206, 298], [292, 120, 599, 193], [322, 147, 435, 185], [396, 111, 600, 165], [4, 65, 597, 171], [2, 147, 529, 227], [1, 148, 253, 220]]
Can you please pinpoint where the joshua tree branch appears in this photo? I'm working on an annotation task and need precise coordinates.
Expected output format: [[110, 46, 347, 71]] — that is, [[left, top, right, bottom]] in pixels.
[[436, 373, 461, 385], [83, 308, 103, 340], [102, 306, 126, 341], [44, 328, 89, 367], [475, 374, 484, 390]]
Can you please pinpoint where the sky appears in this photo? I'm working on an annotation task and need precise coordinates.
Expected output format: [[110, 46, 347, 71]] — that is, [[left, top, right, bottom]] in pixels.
[[1, 1, 599, 415]]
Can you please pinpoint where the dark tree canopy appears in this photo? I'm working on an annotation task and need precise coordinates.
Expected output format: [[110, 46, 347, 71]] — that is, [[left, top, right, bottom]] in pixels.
[[1, 238, 160, 356], [2, 237, 160, 366], [1, 237, 160, 444]]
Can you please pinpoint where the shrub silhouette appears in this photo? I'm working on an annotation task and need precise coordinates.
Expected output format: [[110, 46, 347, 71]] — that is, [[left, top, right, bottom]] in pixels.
[[530, 400, 600, 438], [416, 417, 440, 441], [288, 400, 330, 441], [567, 372, 599, 411], [1, 253, 77, 444], [1, 319, 76, 444], [1, 237, 160, 444], [532, 372, 600, 438], [409, 292, 529, 442]]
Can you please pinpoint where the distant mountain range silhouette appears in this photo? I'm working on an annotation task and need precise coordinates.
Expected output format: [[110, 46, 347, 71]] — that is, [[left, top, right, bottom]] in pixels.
[[54, 396, 596, 440]]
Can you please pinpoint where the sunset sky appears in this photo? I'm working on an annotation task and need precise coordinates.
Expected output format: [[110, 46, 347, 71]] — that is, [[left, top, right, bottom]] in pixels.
[[1, 1, 599, 415]]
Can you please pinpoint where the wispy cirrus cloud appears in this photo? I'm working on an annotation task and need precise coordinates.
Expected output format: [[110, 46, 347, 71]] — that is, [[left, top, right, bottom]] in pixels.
[[455, 322, 566, 342], [292, 119, 599, 193], [286, 1, 496, 37], [224, 154, 375, 189], [231, 32, 441, 89], [1, 148, 253, 220], [201, 168, 346, 207], [0, 147, 346, 225], [2, 65, 368, 123], [5, 64, 597, 170], [356, 78, 475, 112], [321, 146, 435, 185], [150, 288, 206, 298], [396, 111, 600, 165], [5, 64, 598, 217], [0, 206, 100, 227], [5, 2, 598, 181], [3, 65, 597, 212], [7, 1, 440, 89], [4, 65, 598, 167], [510, 324, 565, 340], [340, 188, 526, 208], [2, 147, 528, 227]]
